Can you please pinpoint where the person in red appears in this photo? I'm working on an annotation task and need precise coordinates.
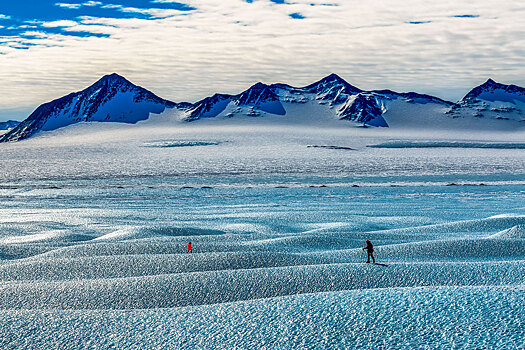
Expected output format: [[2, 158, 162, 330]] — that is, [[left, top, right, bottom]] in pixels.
[[362, 240, 375, 263], [187, 241, 193, 253]]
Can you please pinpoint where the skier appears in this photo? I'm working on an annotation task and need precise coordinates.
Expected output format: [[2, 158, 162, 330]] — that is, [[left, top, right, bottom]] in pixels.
[[187, 241, 193, 253], [362, 239, 375, 263]]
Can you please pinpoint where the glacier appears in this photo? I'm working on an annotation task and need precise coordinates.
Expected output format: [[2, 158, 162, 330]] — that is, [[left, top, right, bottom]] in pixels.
[[0, 121, 524, 348]]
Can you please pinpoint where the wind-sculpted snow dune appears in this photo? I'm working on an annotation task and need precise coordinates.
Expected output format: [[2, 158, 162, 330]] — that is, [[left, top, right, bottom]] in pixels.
[[1, 286, 523, 349], [0, 260, 524, 309], [0, 215, 524, 309], [0, 178, 524, 348]]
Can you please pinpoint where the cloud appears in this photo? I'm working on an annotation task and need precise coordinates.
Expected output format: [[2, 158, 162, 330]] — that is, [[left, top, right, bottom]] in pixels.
[[41, 20, 79, 28], [100, 4, 193, 18], [0, 14, 12, 20], [0, 0, 524, 121], [55, 3, 83, 9], [55, 1, 102, 9]]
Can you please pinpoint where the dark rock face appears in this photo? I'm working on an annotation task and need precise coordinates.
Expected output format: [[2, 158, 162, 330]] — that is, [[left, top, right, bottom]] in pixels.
[[233, 83, 285, 115], [184, 82, 287, 121], [338, 94, 388, 127], [0, 73, 175, 142], [234, 82, 280, 105], [372, 90, 454, 106], [185, 94, 232, 121]]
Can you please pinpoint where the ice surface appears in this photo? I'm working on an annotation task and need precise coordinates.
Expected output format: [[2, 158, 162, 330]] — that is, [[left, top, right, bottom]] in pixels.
[[369, 140, 525, 148], [1, 286, 523, 349], [0, 123, 524, 348]]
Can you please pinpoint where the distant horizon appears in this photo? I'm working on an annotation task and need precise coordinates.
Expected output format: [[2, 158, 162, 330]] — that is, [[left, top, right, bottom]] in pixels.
[[1, 0, 524, 122], [0, 72, 514, 122]]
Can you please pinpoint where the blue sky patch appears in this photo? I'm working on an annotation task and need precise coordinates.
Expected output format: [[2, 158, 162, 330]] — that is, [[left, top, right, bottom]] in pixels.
[[289, 12, 305, 19], [452, 14, 480, 18], [0, 0, 196, 47]]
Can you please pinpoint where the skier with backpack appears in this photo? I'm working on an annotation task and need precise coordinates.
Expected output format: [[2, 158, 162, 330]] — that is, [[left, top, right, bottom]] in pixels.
[[362, 240, 375, 263]]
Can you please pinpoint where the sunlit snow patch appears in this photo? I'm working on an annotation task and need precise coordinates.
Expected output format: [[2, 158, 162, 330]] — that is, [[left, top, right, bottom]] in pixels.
[[488, 225, 525, 239], [368, 141, 525, 149], [0, 231, 64, 244]]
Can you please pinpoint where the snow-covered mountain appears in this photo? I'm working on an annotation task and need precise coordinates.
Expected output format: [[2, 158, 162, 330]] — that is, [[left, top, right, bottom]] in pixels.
[[446, 79, 525, 122], [2, 74, 524, 142], [181, 76, 525, 129], [0, 74, 176, 142], [182, 73, 455, 127], [0, 120, 20, 131]]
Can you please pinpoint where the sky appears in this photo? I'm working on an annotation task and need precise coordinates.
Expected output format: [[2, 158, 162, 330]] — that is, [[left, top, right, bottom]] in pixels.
[[0, 0, 524, 121]]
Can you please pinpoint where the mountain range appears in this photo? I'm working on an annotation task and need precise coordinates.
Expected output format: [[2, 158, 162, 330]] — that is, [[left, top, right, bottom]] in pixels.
[[1, 73, 524, 142], [0, 120, 20, 131]]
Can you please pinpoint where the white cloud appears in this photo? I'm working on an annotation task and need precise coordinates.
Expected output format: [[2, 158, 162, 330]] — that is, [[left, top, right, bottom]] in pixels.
[[84, 1, 102, 6], [55, 3, 83, 9], [55, 1, 102, 10], [0, 14, 12, 20], [41, 20, 79, 28], [100, 4, 194, 18], [1, 0, 525, 119], [62, 24, 118, 35]]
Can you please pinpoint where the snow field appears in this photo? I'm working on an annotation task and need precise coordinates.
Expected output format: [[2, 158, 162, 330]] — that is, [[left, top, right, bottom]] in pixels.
[[0, 125, 524, 348], [0, 286, 523, 349]]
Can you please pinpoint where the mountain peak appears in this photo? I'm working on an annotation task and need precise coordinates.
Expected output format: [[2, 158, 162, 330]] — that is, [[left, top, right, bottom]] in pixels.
[[323, 73, 346, 82], [461, 78, 525, 103], [94, 73, 132, 87], [250, 82, 270, 89], [307, 73, 348, 87], [305, 74, 361, 93], [0, 73, 175, 142], [303, 73, 362, 105], [235, 82, 279, 105]]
